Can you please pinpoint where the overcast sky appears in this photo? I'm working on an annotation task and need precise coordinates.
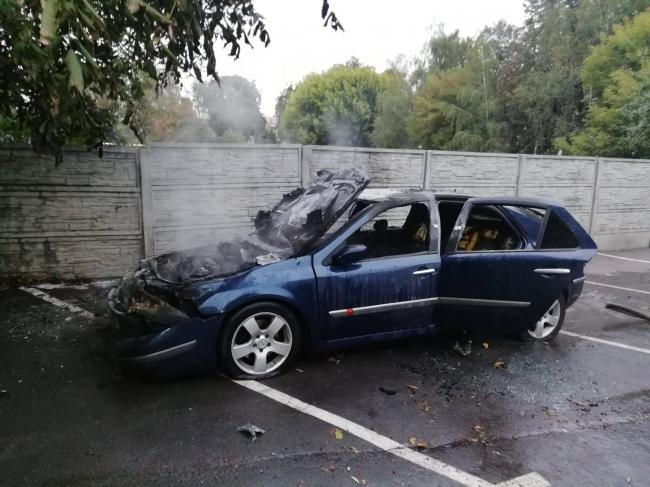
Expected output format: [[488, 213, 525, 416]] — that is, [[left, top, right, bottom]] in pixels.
[[203, 0, 527, 116]]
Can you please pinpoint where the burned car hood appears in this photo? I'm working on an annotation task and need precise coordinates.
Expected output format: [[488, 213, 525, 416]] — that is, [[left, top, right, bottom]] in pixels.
[[150, 168, 369, 284]]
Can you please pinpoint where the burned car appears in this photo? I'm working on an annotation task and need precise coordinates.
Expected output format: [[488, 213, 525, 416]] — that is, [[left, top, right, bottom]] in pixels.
[[109, 169, 597, 378]]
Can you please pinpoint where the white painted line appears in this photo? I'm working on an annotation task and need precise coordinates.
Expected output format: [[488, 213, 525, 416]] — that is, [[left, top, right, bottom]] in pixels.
[[233, 379, 548, 487], [20, 287, 95, 319], [560, 330, 650, 356], [585, 281, 650, 295], [597, 252, 650, 265]]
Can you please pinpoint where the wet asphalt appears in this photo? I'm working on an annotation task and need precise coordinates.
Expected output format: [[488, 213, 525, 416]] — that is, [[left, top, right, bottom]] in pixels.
[[1, 249, 649, 486]]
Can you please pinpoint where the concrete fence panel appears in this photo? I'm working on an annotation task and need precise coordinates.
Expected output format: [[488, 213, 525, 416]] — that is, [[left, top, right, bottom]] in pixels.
[[304, 146, 426, 189], [426, 151, 519, 197], [519, 155, 597, 231], [592, 158, 650, 250], [0, 147, 143, 280], [142, 144, 302, 256]]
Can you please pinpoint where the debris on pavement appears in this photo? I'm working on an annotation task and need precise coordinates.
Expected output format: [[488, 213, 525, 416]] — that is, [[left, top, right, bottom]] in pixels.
[[451, 340, 472, 357], [379, 386, 397, 396], [494, 360, 506, 369], [321, 464, 337, 473], [407, 384, 418, 394], [333, 428, 344, 440], [408, 436, 428, 449], [482, 342, 489, 350], [237, 423, 265, 441], [606, 303, 650, 323]]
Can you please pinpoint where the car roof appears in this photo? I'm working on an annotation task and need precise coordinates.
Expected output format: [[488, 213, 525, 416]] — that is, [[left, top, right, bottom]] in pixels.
[[357, 189, 561, 208]]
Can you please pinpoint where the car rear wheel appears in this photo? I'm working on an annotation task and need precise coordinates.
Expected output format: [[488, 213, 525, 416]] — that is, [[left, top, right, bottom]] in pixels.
[[520, 294, 566, 342], [221, 302, 302, 379]]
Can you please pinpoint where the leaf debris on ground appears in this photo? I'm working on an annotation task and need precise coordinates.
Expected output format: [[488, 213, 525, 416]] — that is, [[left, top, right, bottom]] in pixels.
[[237, 423, 265, 441]]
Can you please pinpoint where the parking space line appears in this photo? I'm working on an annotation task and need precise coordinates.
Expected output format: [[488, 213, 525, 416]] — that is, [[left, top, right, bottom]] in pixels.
[[585, 281, 650, 295], [597, 253, 650, 265], [233, 379, 549, 487], [19, 287, 95, 319], [560, 330, 650, 356]]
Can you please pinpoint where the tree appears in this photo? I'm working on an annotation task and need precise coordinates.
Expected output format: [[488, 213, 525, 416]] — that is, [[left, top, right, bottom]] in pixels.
[[279, 64, 384, 147], [411, 27, 472, 87], [193, 76, 269, 142], [372, 69, 412, 148], [513, 0, 650, 153], [0, 0, 341, 160], [556, 10, 650, 158], [116, 77, 197, 143]]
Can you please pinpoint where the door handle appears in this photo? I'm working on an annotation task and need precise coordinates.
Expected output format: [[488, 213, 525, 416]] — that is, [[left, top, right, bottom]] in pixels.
[[534, 268, 570, 275], [413, 268, 437, 276]]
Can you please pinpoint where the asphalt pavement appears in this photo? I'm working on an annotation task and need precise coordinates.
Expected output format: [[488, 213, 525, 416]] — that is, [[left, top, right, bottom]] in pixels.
[[1, 249, 649, 486]]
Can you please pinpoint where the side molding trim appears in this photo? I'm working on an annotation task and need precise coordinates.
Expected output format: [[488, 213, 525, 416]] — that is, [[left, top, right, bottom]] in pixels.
[[329, 296, 530, 318]]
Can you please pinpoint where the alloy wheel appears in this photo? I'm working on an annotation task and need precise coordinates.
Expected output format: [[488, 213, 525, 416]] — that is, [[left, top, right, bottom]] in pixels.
[[230, 312, 293, 375], [528, 299, 562, 339]]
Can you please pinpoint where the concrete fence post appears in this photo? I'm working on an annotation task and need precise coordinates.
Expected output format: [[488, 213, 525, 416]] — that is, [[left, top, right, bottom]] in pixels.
[[588, 157, 602, 234], [515, 154, 524, 197], [139, 147, 155, 258], [423, 151, 431, 190], [300, 145, 311, 188]]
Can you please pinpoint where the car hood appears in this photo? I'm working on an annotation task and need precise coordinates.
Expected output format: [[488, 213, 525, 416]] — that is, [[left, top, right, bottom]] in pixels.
[[150, 168, 370, 284]]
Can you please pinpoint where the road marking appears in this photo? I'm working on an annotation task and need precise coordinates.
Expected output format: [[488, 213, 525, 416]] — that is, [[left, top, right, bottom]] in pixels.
[[585, 281, 650, 295], [597, 253, 650, 265], [560, 330, 650, 355], [20, 287, 95, 319], [233, 379, 548, 487]]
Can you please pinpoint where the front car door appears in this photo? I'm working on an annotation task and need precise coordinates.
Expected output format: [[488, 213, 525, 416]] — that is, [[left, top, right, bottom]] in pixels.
[[438, 197, 597, 331], [313, 197, 442, 341]]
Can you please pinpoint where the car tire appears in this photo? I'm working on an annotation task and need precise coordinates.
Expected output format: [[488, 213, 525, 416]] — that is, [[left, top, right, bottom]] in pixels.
[[220, 302, 303, 379], [520, 294, 566, 342]]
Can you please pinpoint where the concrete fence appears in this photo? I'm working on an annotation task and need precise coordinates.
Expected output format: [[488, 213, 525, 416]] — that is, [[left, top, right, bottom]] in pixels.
[[1, 144, 649, 281]]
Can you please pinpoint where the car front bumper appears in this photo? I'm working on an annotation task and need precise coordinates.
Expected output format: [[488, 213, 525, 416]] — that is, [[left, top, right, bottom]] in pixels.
[[109, 288, 225, 378]]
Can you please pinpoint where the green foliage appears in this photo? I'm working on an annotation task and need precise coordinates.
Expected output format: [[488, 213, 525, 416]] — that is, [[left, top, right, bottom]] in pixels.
[[0, 0, 339, 160], [372, 70, 412, 148], [556, 10, 650, 157], [193, 76, 270, 142], [279, 64, 384, 146]]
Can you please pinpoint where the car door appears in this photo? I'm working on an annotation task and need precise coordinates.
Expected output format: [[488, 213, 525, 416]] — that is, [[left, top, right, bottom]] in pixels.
[[438, 198, 592, 329], [313, 199, 442, 341]]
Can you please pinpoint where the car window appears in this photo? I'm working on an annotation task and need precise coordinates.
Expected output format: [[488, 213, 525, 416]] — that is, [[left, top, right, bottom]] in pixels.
[[540, 211, 579, 249], [346, 203, 431, 259], [502, 205, 546, 246], [457, 205, 521, 252]]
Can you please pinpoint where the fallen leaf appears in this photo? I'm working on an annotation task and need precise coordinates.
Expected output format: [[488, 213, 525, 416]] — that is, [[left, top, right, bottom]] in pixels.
[[237, 423, 265, 441], [407, 384, 418, 394], [334, 428, 344, 440], [494, 360, 505, 369], [482, 342, 489, 350], [408, 436, 427, 449]]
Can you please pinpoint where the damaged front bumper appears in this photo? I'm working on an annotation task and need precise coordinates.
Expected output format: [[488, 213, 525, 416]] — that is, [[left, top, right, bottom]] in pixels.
[[108, 275, 224, 378]]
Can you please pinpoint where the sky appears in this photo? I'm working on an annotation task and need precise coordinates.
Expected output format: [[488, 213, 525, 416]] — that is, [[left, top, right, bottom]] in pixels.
[[203, 0, 527, 117]]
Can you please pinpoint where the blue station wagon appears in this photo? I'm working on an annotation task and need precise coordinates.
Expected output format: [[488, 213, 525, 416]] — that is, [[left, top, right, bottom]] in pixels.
[[109, 169, 597, 379]]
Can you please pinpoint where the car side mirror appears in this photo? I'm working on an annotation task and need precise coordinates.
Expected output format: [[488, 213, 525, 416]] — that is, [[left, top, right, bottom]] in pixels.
[[333, 244, 368, 265]]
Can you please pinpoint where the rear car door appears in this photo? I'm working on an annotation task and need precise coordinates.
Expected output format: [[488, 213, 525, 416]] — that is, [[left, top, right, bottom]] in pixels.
[[438, 198, 596, 330], [313, 199, 441, 341]]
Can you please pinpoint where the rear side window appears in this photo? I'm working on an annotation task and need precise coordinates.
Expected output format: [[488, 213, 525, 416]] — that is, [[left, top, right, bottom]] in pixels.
[[540, 211, 579, 249]]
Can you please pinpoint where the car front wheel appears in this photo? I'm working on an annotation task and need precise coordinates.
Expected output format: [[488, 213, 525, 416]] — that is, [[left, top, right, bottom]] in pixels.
[[520, 294, 566, 342], [221, 302, 302, 379]]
